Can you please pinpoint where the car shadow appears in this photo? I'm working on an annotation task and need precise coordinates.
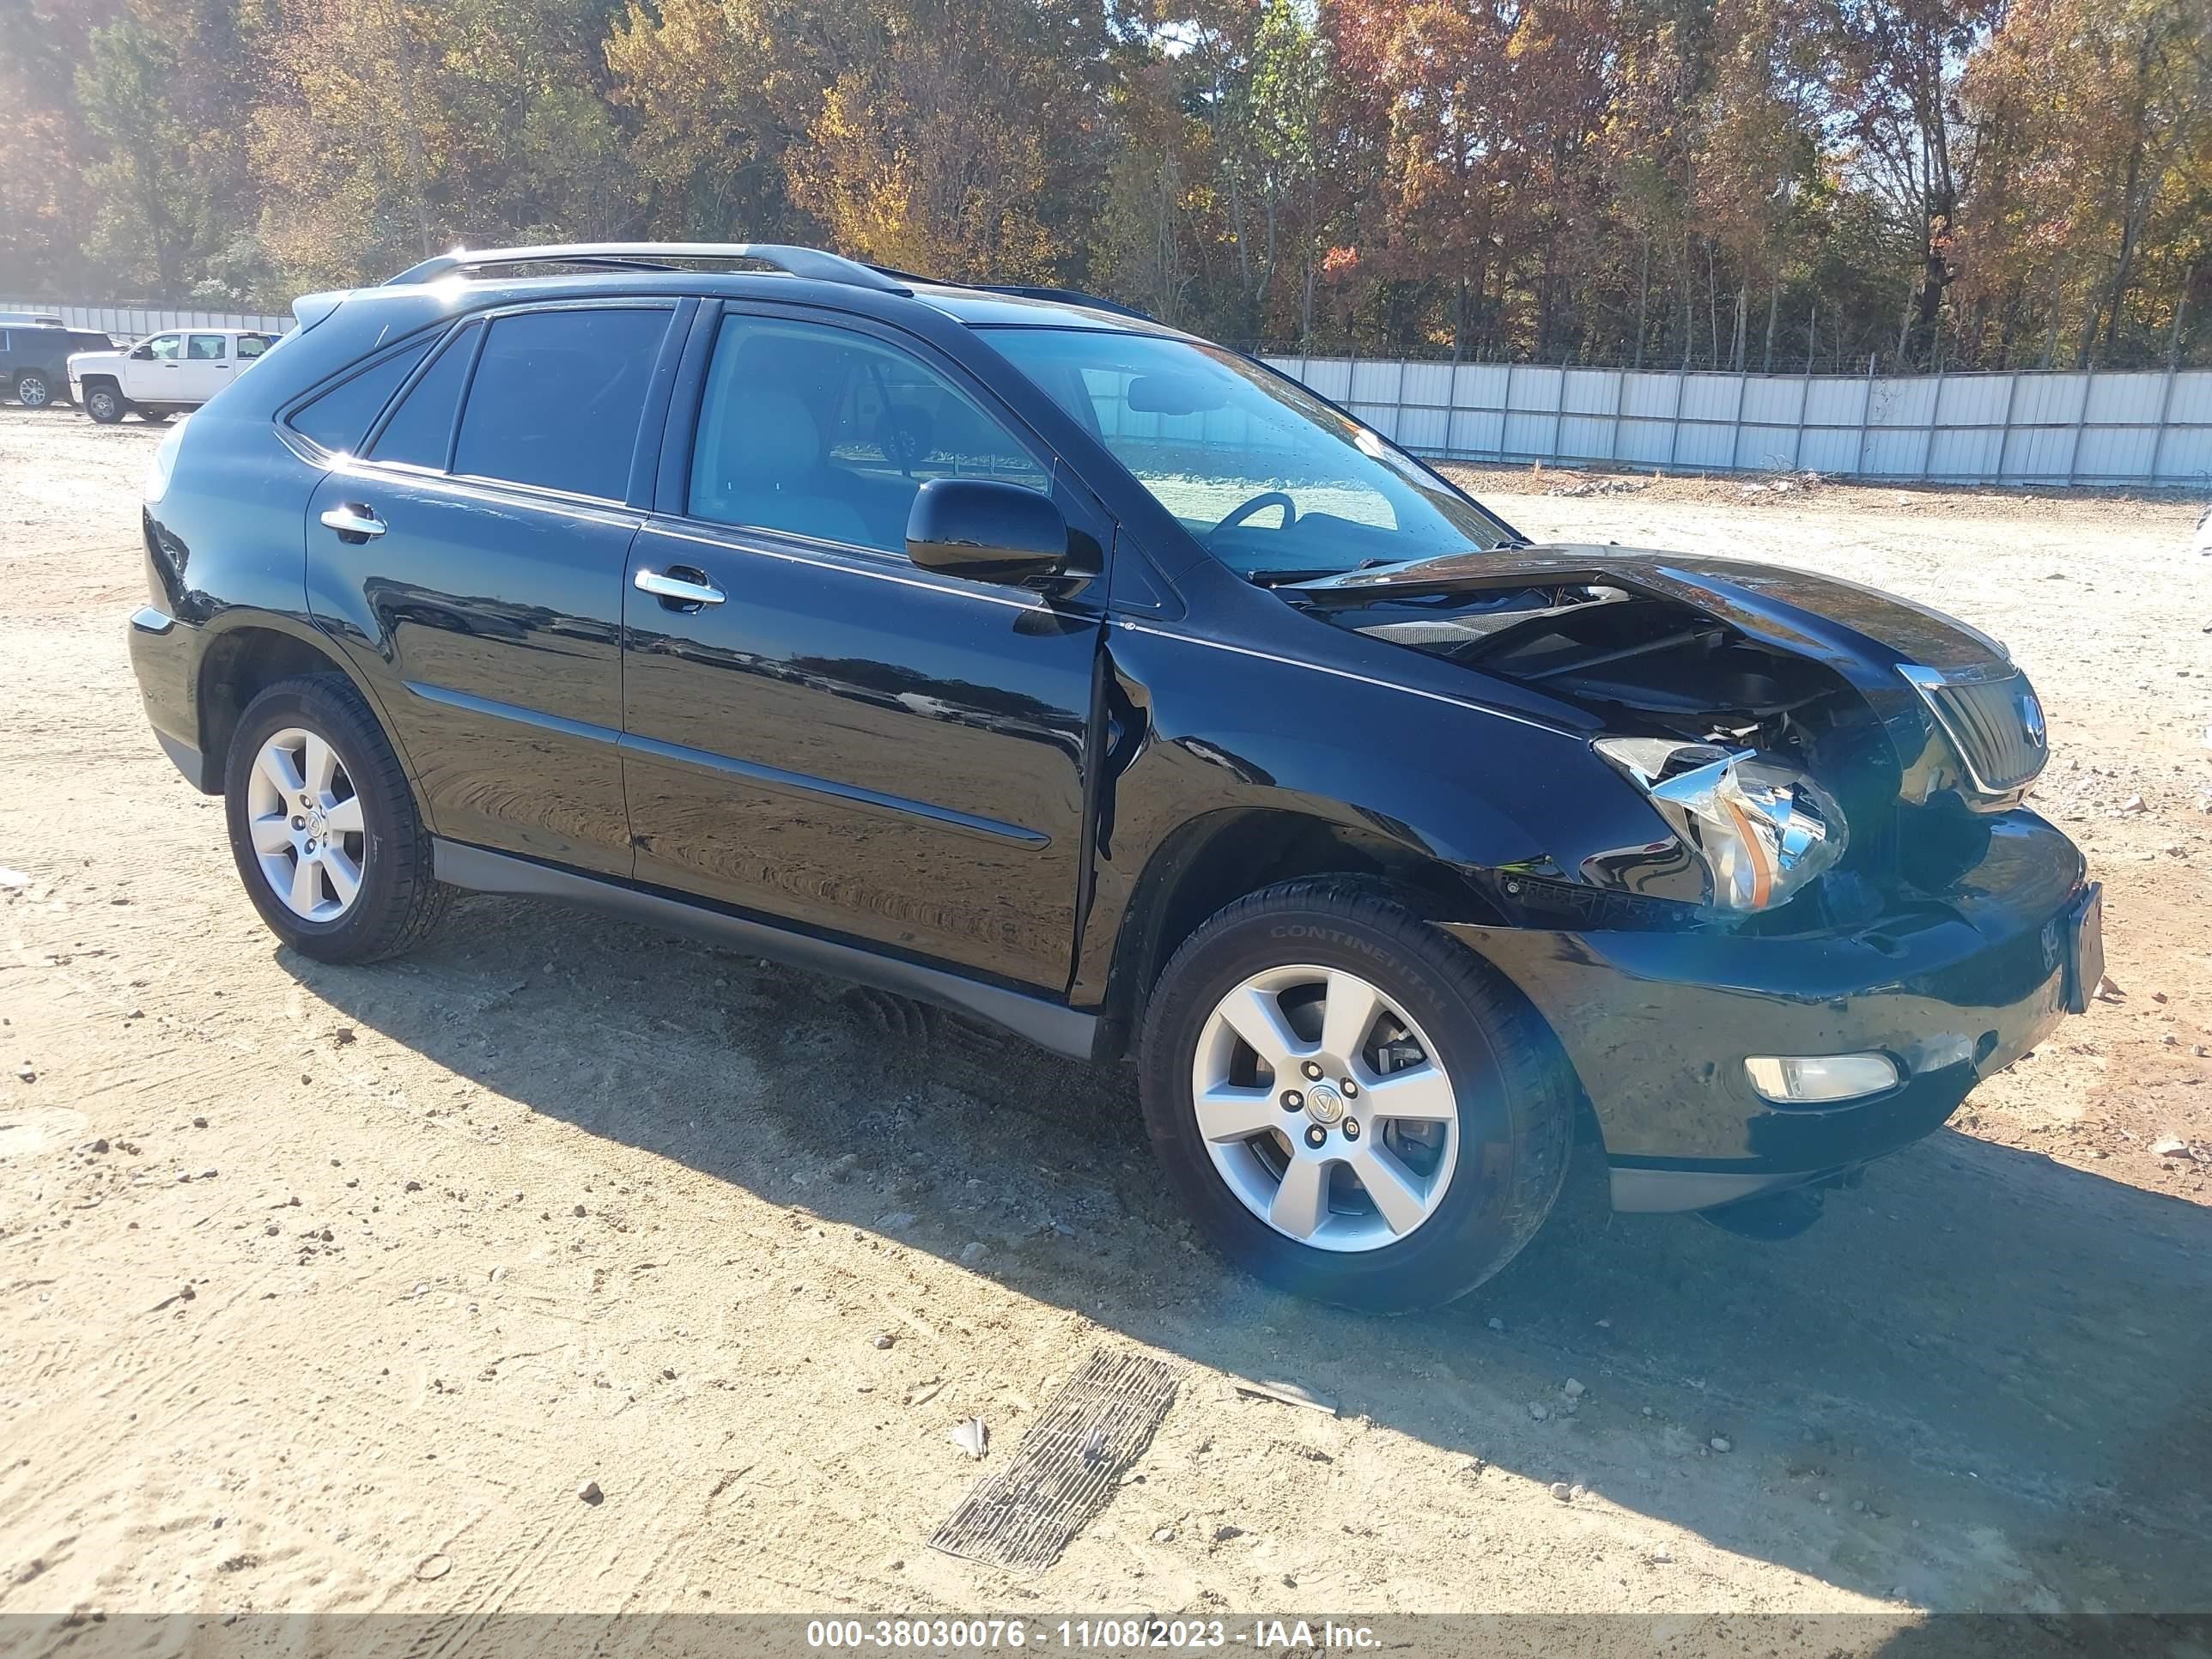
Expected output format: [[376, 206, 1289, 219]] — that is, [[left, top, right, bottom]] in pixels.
[[285, 892, 2212, 1613]]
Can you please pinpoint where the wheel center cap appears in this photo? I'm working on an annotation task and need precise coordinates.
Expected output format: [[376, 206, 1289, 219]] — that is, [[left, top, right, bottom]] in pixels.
[[1305, 1082, 1345, 1125], [305, 805, 329, 839]]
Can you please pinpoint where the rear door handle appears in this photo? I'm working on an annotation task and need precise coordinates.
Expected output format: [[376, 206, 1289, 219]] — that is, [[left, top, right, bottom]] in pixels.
[[319, 504, 386, 541], [634, 566, 725, 609]]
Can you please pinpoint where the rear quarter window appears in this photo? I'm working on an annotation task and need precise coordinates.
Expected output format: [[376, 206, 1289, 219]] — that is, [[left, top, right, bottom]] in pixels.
[[450, 307, 670, 501], [289, 337, 438, 454], [368, 322, 480, 471]]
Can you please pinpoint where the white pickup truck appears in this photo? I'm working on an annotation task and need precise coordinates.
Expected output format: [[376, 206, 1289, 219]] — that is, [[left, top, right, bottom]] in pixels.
[[68, 325, 280, 423]]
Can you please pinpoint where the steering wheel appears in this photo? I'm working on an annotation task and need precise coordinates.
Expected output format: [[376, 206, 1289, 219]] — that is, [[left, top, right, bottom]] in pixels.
[[1212, 490, 1297, 536]]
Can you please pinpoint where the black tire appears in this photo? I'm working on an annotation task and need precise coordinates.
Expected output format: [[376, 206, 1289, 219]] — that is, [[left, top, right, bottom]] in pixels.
[[222, 675, 451, 964], [13, 371, 52, 409], [84, 383, 124, 423], [137, 407, 172, 424], [1139, 878, 1574, 1312]]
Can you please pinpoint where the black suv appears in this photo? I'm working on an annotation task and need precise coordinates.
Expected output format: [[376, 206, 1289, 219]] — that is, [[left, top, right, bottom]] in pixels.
[[1, 314, 110, 408], [125, 243, 2098, 1309]]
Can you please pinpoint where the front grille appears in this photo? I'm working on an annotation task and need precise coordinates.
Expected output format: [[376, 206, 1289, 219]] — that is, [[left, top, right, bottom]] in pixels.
[[1901, 666, 2047, 793]]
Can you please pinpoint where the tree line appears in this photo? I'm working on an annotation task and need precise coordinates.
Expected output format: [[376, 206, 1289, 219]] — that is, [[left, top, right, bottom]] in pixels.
[[2, 0, 2206, 373]]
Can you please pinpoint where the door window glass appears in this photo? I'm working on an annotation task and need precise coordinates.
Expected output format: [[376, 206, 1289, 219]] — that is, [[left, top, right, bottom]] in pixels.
[[143, 334, 180, 361], [369, 323, 478, 471], [288, 337, 437, 453], [452, 307, 669, 501], [689, 316, 1048, 555], [187, 334, 227, 360], [237, 334, 271, 360]]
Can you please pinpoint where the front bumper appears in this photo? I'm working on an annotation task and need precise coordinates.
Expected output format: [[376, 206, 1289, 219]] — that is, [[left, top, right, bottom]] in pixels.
[[1443, 811, 2087, 1212]]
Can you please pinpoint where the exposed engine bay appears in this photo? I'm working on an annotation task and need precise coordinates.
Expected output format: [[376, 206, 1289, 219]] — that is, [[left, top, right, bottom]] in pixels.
[[1290, 562, 2011, 921]]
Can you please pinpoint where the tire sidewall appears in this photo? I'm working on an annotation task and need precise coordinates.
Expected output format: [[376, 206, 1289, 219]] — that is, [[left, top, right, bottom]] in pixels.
[[1140, 900, 1528, 1307], [223, 684, 408, 954], [86, 386, 122, 423]]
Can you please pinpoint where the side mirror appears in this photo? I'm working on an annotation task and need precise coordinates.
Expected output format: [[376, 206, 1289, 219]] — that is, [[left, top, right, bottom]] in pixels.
[[131, 344, 155, 360], [905, 477, 1070, 587]]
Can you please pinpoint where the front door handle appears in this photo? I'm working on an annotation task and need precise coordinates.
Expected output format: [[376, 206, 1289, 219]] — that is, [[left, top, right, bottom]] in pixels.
[[319, 503, 386, 542], [634, 566, 726, 609]]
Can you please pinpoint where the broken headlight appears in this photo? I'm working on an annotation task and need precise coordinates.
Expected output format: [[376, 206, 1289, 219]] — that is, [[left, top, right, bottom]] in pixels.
[[1595, 738, 1847, 913]]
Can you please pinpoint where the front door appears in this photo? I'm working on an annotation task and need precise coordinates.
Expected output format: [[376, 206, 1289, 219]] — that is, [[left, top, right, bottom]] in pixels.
[[125, 331, 183, 402], [620, 307, 1106, 991], [305, 301, 684, 877]]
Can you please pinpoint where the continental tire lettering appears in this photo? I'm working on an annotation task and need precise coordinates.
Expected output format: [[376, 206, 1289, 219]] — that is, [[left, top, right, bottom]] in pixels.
[[1267, 923, 1390, 960]]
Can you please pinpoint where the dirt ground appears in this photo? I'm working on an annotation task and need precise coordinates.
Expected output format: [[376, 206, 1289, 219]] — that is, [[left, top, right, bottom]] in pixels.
[[2, 407, 2208, 1632]]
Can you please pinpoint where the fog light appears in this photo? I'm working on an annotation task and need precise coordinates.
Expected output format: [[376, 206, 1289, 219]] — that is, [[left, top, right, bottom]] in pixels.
[[1744, 1053, 1899, 1104]]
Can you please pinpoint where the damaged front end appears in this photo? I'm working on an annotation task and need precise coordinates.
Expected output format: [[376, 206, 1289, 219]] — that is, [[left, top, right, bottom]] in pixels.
[[1292, 545, 2054, 934], [1285, 544, 2090, 1214]]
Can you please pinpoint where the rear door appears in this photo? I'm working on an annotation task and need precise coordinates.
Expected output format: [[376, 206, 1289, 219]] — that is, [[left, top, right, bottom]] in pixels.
[[620, 304, 1107, 990], [304, 300, 686, 877], [181, 332, 233, 402]]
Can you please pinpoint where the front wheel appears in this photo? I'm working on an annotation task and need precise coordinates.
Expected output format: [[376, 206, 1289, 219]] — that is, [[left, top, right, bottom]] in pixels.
[[13, 372, 52, 409], [1139, 879, 1574, 1312], [222, 675, 450, 963], [83, 384, 124, 423]]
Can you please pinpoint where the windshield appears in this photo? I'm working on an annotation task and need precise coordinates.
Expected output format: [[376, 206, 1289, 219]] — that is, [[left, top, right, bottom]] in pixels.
[[981, 326, 1516, 580]]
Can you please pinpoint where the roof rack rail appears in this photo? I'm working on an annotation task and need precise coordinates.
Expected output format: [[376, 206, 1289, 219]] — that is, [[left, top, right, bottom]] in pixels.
[[385, 243, 911, 295]]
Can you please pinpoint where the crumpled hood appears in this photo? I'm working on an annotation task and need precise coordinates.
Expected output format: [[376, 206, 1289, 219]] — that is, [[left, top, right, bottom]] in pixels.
[[1298, 544, 2010, 678]]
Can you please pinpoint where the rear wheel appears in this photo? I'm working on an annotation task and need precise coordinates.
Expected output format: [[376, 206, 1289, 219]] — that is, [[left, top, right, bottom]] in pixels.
[[13, 372, 52, 409], [222, 675, 450, 963], [1139, 879, 1574, 1311], [83, 383, 124, 423], [137, 406, 172, 424]]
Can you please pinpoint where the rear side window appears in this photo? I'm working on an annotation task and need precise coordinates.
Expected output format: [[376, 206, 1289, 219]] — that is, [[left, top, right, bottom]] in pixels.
[[238, 334, 272, 360], [369, 323, 479, 471], [289, 337, 436, 453], [451, 307, 669, 501]]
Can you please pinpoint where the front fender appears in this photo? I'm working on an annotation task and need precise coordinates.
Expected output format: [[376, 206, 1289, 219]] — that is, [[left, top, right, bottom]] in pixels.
[[1070, 618, 1668, 1008]]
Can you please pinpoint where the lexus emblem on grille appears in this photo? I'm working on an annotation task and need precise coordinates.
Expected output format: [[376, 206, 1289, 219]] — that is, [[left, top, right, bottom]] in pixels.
[[2019, 690, 2047, 750]]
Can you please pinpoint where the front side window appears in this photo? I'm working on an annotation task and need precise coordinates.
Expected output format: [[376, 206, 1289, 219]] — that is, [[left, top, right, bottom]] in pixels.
[[451, 307, 669, 501], [143, 333, 180, 361], [187, 333, 227, 361], [689, 315, 1048, 556], [983, 327, 1514, 580]]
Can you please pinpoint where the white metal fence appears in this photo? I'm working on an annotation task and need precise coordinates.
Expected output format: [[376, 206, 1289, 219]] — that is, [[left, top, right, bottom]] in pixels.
[[1261, 356, 2212, 489], [1, 299, 293, 339]]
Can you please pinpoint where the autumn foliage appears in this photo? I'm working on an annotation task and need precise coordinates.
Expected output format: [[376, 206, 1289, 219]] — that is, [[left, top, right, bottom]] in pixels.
[[2, 0, 2204, 370]]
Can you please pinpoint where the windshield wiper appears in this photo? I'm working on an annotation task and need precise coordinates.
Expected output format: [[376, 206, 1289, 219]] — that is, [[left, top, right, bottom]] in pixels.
[[1245, 566, 1349, 586]]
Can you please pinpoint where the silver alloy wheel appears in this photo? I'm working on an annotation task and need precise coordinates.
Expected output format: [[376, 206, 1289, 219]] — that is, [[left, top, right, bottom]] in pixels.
[[245, 726, 368, 921], [1190, 964, 1460, 1252], [15, 374, 50, 408]]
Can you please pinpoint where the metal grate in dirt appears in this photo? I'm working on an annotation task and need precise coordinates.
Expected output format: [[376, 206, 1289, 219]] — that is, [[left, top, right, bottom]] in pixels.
[[929, 1348, 1180, 1575]]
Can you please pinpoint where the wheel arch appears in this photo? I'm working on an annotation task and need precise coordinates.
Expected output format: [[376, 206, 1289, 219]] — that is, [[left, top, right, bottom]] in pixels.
[[1097, 805, 1508, 1058], [194, 616, 409, 795]]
